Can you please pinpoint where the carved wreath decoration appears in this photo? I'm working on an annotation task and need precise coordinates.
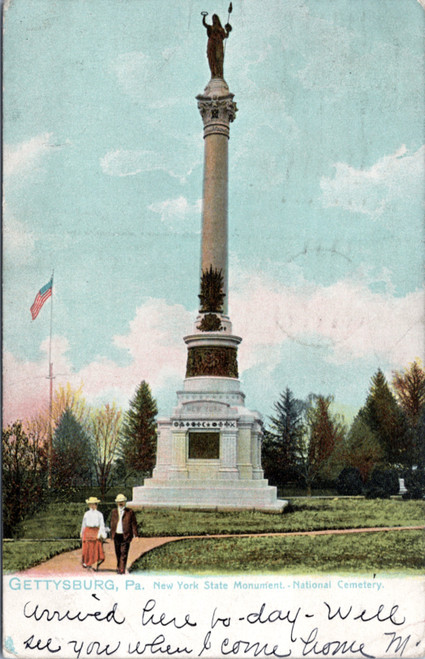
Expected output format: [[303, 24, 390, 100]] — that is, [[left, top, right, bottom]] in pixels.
[[198, 266, 225, 313]]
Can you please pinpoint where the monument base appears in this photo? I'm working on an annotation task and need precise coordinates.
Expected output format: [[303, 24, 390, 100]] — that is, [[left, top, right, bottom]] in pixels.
[[130, 371, 287, 513], [131, 478, 286, 512]]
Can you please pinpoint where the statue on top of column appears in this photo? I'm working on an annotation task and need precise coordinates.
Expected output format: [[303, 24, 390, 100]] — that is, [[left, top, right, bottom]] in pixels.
[[202, 12, 232, 79]]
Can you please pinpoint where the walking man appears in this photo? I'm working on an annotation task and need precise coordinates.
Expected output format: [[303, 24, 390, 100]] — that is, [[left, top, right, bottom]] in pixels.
[[110, 494, 138, 574]]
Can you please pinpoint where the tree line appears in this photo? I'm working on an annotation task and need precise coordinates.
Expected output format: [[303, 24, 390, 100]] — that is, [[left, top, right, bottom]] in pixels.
[[3, 361, 425, 536], [2, 380, 157, 536], [262, 361, 425, 496]]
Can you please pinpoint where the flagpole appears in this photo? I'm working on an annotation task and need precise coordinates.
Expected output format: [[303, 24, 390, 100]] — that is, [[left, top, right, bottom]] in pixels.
[[47, 270, 54, 488]]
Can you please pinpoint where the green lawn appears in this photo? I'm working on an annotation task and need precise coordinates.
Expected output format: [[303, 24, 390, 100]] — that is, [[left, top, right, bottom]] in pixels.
[[4, 498, 424, 573], [4, 502, 98, 573], [18, 502, 86, 539], [136, 498, 424, 536], [131, 530, 425, 575], [3, 540, 81, 573], [15, 499, 425, 541]]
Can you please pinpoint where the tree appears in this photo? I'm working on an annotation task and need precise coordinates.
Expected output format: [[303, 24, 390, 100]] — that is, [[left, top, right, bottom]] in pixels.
[[392, 361, 425, 427], [52, 409, 94, 491], [359, 369, 412, 466], [392, 361, 425, 466], [416, 407, 425, 467], [91, 403, 123, 498], [27, 383, 88, 444], [2, 422, 47, 537], [26, 383, 89, 487], [344, 415, 383, 481], [300, 395, 346, 494], [121, 381, 158, 476], [263, 388, 306, 487]]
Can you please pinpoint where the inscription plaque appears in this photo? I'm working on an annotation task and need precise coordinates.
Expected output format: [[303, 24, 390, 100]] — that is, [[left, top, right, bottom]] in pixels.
[[188, 431, 220, 459]]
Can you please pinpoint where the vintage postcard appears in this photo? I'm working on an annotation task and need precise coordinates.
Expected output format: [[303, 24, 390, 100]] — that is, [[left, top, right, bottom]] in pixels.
[[3, 0, 425, 657]]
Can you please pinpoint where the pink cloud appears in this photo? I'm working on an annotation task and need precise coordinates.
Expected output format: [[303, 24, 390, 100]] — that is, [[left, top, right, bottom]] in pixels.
[[3, 336, 75, 426], [231, 272, 424, 369], [3, 282, 423, 427], [78, 298, 191, 399], [3, 299, 192, 426]]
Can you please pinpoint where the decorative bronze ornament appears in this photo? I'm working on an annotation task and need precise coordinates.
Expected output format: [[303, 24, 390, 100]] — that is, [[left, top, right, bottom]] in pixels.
[[186, 346, 238, 378], [199, 265, 225, 312], [197, 313, 223, 332]]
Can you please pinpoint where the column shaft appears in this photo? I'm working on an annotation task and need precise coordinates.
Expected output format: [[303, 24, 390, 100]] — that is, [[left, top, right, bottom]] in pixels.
[[202, 133, 229, 313]]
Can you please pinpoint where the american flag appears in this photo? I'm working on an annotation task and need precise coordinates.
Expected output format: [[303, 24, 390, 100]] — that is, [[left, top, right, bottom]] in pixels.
[[30, 278, 53, 320]]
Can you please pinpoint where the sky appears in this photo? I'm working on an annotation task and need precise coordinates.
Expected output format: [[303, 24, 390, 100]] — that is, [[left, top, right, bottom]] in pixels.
[[3, 0, 425, 428]]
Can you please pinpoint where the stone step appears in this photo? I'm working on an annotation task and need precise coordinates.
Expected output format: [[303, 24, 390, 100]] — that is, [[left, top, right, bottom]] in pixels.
[[131, 482, 286, 512], [140, 478, 271, 489]]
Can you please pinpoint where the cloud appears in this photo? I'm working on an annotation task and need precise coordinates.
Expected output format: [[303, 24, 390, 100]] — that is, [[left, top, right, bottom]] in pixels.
[[110, 50, 187, 109], [100, 149, 198, 182], [3, 205, 35, 261], [4, 272, 423, 427], [100, 149, 155, 177], [111, 52, 164, 102], [148, 196, 201, 231], [234, 1, 353, 91], [231, 269, 424, 372], [3, 132, 54, 179], [271, 2, 421, 101], [320, 145, 425, 218], [3, 299, 192, 426], [3, 337, 75, 426], [79, 298, 191, 396]]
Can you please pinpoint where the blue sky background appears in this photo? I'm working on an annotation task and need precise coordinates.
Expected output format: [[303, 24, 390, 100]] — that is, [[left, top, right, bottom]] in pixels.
[[3, 0, 424, 426]]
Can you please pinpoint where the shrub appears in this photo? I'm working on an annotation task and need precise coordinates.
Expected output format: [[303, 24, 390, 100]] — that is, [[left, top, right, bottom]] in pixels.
[[365, 468, 399, 499], [335, 467, 364, 495], [403, 469, 425, 500]]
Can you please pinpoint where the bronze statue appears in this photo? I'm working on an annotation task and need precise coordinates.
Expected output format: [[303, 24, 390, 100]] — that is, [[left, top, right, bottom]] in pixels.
[[202, 12, 232, 78]]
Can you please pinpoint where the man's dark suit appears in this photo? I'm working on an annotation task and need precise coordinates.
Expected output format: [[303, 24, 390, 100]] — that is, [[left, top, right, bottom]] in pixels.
[[110, 507, 138, 573]]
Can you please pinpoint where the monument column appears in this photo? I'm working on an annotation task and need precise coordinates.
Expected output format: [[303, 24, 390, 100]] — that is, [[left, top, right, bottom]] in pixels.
[[130, 11, 286, 512], [184, 81, 239, 377], [197, 80, 237, 314]]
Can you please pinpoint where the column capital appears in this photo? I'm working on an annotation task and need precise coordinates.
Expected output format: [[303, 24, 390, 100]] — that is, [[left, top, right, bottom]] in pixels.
[[196, 92, 237, 138]]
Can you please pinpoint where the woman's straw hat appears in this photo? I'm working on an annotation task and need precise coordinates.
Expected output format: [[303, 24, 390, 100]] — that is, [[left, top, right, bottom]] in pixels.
[[86, 496, 101, 504]]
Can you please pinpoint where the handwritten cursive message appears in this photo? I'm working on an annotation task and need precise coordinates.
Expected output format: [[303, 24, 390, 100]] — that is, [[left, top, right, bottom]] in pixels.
[[3, 576, 424, 658]]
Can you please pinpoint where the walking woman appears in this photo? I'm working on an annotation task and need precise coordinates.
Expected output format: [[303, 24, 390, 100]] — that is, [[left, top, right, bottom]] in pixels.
[[80, 496, 106, 570]]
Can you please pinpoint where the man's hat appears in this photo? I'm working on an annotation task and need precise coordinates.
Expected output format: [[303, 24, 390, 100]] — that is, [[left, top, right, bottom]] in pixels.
[[86, 496, 101, 504], [115, 493, 127, 503]]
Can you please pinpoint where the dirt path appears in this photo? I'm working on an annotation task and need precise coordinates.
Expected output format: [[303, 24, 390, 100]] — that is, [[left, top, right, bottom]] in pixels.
[[20, 525, 424, 575]]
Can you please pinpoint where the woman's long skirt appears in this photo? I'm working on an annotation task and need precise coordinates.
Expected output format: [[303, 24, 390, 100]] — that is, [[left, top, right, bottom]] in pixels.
[[81, 526, 105, 568]]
